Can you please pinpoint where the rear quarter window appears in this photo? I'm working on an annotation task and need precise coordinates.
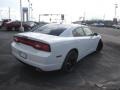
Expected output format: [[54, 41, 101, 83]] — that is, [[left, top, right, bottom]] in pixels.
[[48, 29, 66, 36]]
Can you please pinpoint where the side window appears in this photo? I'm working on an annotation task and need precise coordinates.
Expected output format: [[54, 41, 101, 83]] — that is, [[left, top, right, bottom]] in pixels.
[[83, 27, 93, 36], [72, 28, 85, 37]]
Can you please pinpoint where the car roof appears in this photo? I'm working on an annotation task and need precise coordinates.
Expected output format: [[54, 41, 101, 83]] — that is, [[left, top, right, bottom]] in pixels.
[[43, 23, 87, 29], [41, 23, 88, 37]]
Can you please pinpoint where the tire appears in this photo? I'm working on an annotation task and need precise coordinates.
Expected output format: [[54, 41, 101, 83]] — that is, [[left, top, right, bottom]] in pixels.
[[15, 27, 19, 31], [96, 39, 103, 52], [6, 27, 11, 31], [62, 50, 78, 72]]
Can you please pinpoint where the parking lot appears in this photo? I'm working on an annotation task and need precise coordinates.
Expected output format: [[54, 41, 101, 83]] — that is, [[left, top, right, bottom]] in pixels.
[[0, 27, 120, 90]]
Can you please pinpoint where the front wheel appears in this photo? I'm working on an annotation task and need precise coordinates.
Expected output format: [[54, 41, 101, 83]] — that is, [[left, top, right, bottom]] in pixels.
[[62, 50, 78, 72]]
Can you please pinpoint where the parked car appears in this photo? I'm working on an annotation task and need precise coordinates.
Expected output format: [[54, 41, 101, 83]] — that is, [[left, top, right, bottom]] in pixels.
[[112, 24, 120, 29], [31, 21, 48, 30], [11, 24, 103, 72], [0, 19, 11, 29], [24, 21, 37, 28], [5, 21, 36, 31], [91, 23, 104, 27]]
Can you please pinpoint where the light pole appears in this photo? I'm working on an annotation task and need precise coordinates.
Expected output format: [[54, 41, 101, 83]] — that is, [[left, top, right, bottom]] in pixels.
[[28, 0, 33, 21], [0, 10, 2, 20], [30, 3, 33, 21], [28, 0, 30, 21], [20, 0, 24, 31], [83, 12, 86, 21], [39, 14, 40, 22], [114, 4, 118, 18], [103, 14, 105, 21], [8, 7, 10, 19]]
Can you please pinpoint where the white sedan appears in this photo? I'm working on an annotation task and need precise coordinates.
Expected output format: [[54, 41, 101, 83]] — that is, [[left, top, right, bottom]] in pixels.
[[11, 23, 103, 72]]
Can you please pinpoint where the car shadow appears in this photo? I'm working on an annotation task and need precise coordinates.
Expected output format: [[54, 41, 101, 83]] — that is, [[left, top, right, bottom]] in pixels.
[[10, 52, 104, 87]]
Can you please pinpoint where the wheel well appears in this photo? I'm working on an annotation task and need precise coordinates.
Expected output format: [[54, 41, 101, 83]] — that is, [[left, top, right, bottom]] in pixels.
[[98, 39, 103, 45], [69, 48, 78, 56], [61, 48, 79, 71], [99, 39, 102, 42], [96, 39, 103, 52]]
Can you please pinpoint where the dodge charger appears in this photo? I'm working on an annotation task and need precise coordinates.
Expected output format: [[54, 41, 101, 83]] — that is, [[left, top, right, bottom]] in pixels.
[[11, 24, 103, 72]]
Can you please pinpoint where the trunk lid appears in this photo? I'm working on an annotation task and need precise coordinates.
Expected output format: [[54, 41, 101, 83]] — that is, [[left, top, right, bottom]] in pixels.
[[16, 32, 65, 44]]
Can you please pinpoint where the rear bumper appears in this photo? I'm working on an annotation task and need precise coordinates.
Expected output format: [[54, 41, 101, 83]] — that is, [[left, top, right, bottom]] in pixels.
[[11, 42, 62, 71]]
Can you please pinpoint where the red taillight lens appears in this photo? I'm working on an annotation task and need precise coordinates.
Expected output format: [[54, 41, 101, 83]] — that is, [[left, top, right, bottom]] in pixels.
[[14, 36, 51, 52], [14, 36, 20, 42], [33, 42, 50, 51]]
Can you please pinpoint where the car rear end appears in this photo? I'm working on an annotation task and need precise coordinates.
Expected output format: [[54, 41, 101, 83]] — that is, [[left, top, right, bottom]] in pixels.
[[11, 33, 63, 71], [5, 21, 18, 30]]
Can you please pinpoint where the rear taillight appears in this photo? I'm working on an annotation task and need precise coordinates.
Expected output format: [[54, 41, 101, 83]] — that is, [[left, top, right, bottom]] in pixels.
[[14, 36, 51, 52]]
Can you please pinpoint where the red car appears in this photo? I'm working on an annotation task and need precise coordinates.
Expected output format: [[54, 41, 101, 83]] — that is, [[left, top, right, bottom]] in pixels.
[[0, 19, 11, 29], [5, 21, 34, 31]]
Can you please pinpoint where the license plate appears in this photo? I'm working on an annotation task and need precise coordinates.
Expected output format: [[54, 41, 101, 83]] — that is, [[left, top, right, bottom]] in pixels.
[[19, 51, 27, 59]]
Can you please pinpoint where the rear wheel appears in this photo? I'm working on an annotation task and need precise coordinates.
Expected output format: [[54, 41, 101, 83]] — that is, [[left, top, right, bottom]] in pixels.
[[62, 50, 78, 72], [96, 39, 103, 52]]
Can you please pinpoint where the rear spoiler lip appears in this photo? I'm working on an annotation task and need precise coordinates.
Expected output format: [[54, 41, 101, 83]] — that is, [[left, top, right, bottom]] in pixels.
[[14, 34, 50, 45]]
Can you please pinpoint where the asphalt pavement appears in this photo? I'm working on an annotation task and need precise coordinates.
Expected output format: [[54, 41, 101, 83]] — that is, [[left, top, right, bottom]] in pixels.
[[0, 27, 120, 90]]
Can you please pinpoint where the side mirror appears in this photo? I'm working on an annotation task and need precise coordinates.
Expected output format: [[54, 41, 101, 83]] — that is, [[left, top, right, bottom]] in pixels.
[[93, 33, 98, 36]]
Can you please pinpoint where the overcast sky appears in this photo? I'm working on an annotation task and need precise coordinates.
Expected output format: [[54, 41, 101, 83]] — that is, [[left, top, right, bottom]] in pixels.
[[0, 0, 120, 22]]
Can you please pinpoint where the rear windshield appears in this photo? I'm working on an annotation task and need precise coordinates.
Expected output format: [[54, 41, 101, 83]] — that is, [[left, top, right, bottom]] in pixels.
[[32, 25, 66, 36]]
